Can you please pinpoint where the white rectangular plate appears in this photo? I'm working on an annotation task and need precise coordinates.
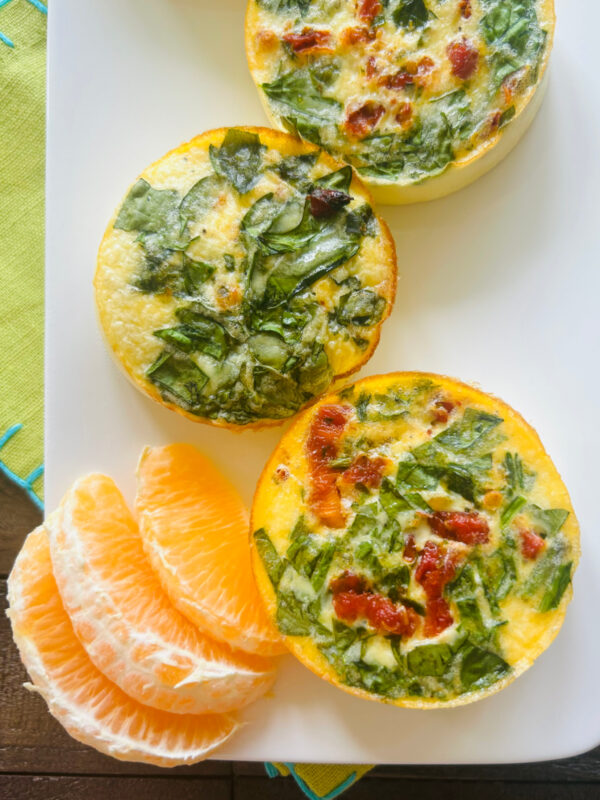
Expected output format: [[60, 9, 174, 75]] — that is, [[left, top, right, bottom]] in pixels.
[[46, 0, 600, 764]]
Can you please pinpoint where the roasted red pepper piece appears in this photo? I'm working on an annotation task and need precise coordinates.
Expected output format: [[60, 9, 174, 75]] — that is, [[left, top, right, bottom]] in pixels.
[[519, 530, 546, 560], [306, 405, 351, 528], [427, 511, 490, 546], [283, 27, 332, 54], [342, 454, 387, 488], [344, 102, 385, 138], [447, 39, 479, 80]]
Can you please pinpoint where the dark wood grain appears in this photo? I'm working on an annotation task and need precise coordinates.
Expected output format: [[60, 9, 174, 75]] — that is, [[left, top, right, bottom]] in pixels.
[[0, 469, 42, 577], [234, 777, 600, 800], [0, 776, 231, 799]]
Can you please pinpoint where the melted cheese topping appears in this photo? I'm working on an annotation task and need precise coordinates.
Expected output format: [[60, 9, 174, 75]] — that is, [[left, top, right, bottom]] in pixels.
[[95, 128, 396, 428], [246, 0, 554, 189], [251, 372, 579, 708]]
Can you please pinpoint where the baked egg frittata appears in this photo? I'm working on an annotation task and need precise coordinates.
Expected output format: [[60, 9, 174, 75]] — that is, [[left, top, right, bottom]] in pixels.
[[95, 127, 396, 428], [251, 373, 579, 707], [245, 0, 555, 203]]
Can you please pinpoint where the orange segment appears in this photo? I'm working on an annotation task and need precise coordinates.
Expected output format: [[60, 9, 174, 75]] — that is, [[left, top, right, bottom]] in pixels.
[[7, 527, 238, 767], [136, 444, 286, 656], [48, 474, 276, 714]]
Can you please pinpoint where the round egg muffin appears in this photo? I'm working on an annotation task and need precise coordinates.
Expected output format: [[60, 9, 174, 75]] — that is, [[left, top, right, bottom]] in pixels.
[[251, 372, 579, 707], [245, 0, 555, 204], [95, 127, 396, 428]]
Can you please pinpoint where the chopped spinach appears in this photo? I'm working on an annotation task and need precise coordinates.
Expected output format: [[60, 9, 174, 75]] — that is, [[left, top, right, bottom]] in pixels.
[[262, 68, 341, 127], [528, 505, 569, 537], [209, 129, 264, 194], [253, 528, 286, 587], [146, 351, 208, 408], [390, 0, 430, 30], [407, 644, 453, 677], [500, 494, 527, 528], [115, 179, 182, 238], [276, 152, 320, 190], [460, 643, 510, 691], [539, 561, 573, 612], [336, 288, 386, 327], [314, 166, 353, 193]]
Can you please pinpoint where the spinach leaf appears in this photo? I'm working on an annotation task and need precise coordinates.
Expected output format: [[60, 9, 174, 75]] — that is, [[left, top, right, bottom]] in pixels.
[[500, 495, 527, 528], [314, 166, 353, 193], [435, 408, 503, 454], [258, 198, 318, 254], [476, 548, 516, 609], [115, 179, 181, 237], [146, 351, 208, 408], [391, 0, 430, 30], [356, 392, 371, 422], [407, 644, 453, 677], [255, 213, 362, 308], [311, 541, 337, 592], [253, 528, 286, 588], [249, 333, 289, 369], [169, 310, 229, 359], [380, 565, 410, 602], [256, 0, 311, 13], [262, 68, 341, 126], [460, 644, 510, 691], [179, 174, 223, 225], [336, 289, 386, 327], [521, 537, 566, 599], [276, 592, 316, 636], [297, 341, 332, 396], [276, 152, 320, 190], [380, 477, 430, 516], [241, 193, 282, 240], [252, 364, 303, 417], [182, 257, 215, 296], [346, 204, 378, 238], [209, 129, 264, 194], [528, 505, 569, 537], [539, 562, 572, 612]]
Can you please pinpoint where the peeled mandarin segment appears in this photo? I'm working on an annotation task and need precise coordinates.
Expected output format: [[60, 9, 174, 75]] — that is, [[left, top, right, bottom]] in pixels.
[[7, 528, 238, 767], [48, 474, 276, 715], [136, 444, 286, 656]]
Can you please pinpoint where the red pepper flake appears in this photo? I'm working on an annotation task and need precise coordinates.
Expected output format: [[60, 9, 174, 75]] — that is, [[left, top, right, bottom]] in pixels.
[[415, 541, 461, 637], [306, 405, 351, 528], [447, 39, 479, 80], [427, 511, 490, 546], [342, 26, 376, 46], [395, 102, 413, 125], [519, 530, 546, 560], [403, 533, 417, 563], [344, 101, 385, 138], [357, 0, 382, 24], [309, 187, 352, 219], [459, 0, 472, 18], [342, 454, 387, 489], [283, 27, 332, 54]]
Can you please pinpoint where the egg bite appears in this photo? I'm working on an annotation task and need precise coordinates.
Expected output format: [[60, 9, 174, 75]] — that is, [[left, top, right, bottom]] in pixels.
[[95, 127, 396, 428], [245, 0, 555, 204], [251, 372, 579, 707]]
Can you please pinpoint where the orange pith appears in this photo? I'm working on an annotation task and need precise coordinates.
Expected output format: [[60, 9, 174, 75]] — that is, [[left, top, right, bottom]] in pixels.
[[48, 474, 276, 715], [136, 444, 286, 656], [7, 528, 238, 767]]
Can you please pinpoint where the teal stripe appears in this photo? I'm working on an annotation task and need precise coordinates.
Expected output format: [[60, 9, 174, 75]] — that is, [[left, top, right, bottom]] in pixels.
[[0, 425, 44, 510], [0, 29, 14, 47], [26, 0, 47, 13]]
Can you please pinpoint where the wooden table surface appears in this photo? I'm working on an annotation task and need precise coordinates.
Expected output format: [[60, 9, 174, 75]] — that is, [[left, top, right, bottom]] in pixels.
[[2, 469, 599, 800]]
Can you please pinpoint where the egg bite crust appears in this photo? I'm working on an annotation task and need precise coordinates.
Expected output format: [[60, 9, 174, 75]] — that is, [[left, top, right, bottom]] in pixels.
[[95, 127, 396, 430], [245, 1, 555, 205], [251, 372, 579, 708]]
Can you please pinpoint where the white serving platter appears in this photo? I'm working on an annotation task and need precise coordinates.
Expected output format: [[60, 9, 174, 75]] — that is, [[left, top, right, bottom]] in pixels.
[[45, 0, 600, 764]]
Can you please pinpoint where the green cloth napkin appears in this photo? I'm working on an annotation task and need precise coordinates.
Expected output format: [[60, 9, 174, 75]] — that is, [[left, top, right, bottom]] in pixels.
[[0, 0, 46, 509], [0, 2, 373, 795]]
